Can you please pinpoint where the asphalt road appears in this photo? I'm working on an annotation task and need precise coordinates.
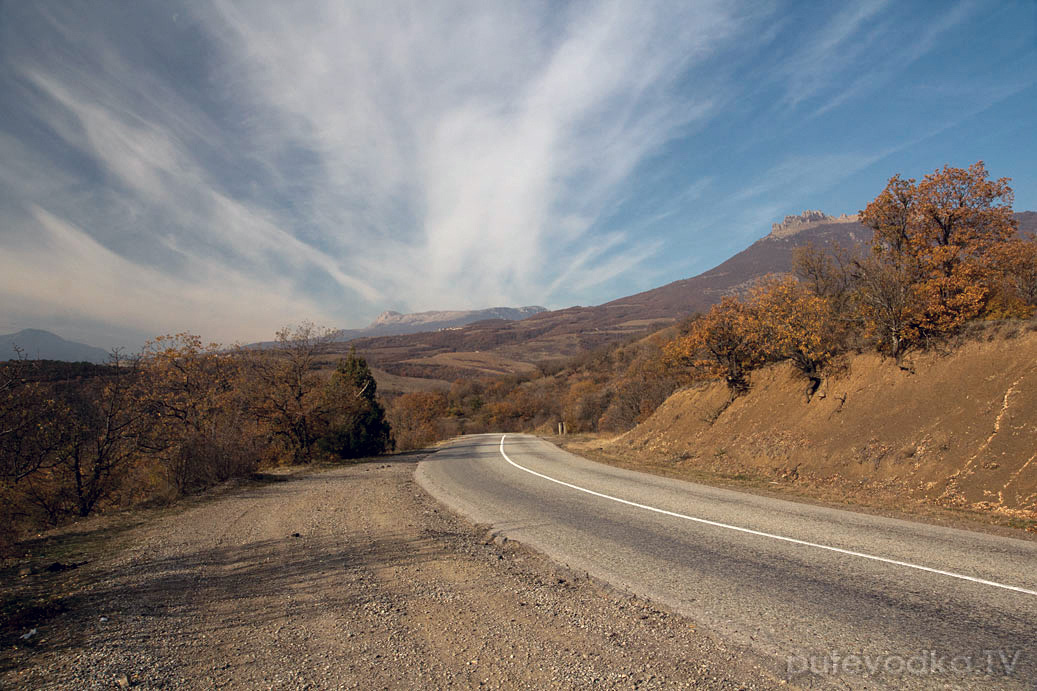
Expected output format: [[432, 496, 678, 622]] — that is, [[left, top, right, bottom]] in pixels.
[[416, 433, 1037, 690]]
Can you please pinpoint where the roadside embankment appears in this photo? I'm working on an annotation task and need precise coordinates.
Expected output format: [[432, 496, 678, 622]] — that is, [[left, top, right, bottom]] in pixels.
[[580, 328, 1037, 530]]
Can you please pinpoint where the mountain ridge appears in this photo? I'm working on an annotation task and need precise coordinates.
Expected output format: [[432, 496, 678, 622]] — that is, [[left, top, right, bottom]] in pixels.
[[351, 306, 547, 337], [0, 329, 110, 363], [766, 210, 860, 239]]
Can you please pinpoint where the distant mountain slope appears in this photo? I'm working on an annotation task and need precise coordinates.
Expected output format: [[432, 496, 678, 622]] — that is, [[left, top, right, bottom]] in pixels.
[[1015, 210, 1037, 236], [0, 329, 109, 363], [346, 211, 1036, 379], [337, 306, 546, 339], [602, 212, 876, 319]]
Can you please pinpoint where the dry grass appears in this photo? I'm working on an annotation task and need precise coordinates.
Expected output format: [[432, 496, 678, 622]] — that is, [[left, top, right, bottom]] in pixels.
[[403, 351, 539, 376]]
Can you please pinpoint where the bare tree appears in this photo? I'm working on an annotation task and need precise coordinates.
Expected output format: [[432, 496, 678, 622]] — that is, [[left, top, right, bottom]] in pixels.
[[21, 352, 153, 519], [849, 255, 918, 359], [238, 323, 338, 464], [0, 349, 64, 483]]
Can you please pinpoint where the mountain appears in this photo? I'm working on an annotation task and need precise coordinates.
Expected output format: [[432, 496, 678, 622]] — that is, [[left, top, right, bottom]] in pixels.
[[0, 329, 110, 363], [597, 209, 1034, 321], [336, 306, 547, 340], [599, 211, 876, 320], [344, 211, 1036, 383]]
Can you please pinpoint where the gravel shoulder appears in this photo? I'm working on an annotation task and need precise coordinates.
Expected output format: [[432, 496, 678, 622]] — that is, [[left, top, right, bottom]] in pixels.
[[1, 451, 784, 689]]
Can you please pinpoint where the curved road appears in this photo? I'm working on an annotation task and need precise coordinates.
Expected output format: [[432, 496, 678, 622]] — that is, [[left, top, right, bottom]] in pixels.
[[416, 434, 1037, 689]]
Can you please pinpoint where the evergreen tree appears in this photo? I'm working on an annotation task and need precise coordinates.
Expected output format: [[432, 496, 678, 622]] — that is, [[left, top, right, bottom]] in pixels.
[[319, 349, 392, 458]]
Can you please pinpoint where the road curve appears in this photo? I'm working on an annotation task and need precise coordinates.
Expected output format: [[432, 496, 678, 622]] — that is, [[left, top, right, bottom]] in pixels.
[[416, 433, 1037, 689]]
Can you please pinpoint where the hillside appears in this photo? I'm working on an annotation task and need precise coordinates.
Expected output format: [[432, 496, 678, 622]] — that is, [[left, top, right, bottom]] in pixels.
[[0, 329, 109, 363], [336, 305, 546, 340], [599, 212, 871, 320], [597, 326, 1037, 523], [349, 211, 1036, 383]]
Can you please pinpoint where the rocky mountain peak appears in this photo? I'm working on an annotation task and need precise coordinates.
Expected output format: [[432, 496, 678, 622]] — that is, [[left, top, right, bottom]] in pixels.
[[768, 210, 860, 239], [372, 311, 405, 326]]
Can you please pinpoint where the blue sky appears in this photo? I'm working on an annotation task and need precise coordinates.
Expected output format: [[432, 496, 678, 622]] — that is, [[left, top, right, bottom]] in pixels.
[[0, 0, 1034, 349]]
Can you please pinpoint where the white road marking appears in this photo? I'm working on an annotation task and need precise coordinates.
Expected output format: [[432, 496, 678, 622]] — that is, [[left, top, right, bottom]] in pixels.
[[499, 435, 1037, 597]]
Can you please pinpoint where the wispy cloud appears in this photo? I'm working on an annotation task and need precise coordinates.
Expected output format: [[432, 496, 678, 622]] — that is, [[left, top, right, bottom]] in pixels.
[[0, 1, 742, 343], [1, 1, 1031, 347], [199, 0, 737, 307], [773, 0, 890, 111], [0, 208, 337, 345], [809, 0, 979, 117], [729, 152, 891, 205], [764, 0, 982, 120]]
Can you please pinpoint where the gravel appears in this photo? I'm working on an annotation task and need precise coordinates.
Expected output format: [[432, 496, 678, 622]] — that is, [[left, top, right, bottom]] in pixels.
[[2, 455, 784, 689]]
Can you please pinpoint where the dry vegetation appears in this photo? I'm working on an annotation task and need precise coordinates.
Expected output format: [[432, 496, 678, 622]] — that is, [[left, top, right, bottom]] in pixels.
[[383, 162, 1037, 528], [664, 162, 1033, 393], [0, 326, 390, 549]]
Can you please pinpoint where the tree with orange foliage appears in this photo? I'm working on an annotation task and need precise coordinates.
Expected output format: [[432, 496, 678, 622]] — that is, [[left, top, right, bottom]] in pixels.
[[989, 233, 1037, 316], [562, 378, 608, 432], [664, 297, 767, 394], [388, 391, 448, 451], [237, 323, 337, 465], [140, 333, 257, 492], [751, 276, 842, 395], [858, 161, 1016, 355]]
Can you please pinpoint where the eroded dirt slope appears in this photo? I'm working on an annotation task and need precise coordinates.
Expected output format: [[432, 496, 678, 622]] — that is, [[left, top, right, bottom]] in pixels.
[[606, 328, 1037, 522]]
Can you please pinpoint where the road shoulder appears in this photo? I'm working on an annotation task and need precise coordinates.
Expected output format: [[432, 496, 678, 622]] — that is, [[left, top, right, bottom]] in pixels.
[[2, 452, 784, 689]]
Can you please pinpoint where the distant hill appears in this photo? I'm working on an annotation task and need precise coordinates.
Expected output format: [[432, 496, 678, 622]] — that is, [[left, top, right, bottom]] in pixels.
[[336, 305, 547, 339], [345, 211, 1037, 381], [246, 305, 547, 352], [0, 329, 110, 363]]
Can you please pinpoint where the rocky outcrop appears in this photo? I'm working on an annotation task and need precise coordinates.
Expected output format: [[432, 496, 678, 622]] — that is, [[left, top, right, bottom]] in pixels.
[[369, 306, 545, 329], [768, 210, 859, 239]]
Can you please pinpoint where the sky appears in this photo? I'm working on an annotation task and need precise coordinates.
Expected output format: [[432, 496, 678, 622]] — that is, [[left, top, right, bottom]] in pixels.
[[0, 0, 1034, 349]]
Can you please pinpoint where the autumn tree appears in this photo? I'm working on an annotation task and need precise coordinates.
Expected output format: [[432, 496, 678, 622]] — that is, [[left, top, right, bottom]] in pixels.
[[849, 253, 920, 357], [858, 162, 1017, 353], [448, 379, 485, 418], [596, 337, 680, 431], [22, 353, 153, 519], [664, 297, 767, 394], [751, 276, 842, 395], [238, 323, 337, 464], [387, 391, 449, 451], [989, 233, 1037, 316], [912, 162, 1015, 273], [139, 334, 258, 492], [792, 243, 859, 320], [562, 378, 609, 432]]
